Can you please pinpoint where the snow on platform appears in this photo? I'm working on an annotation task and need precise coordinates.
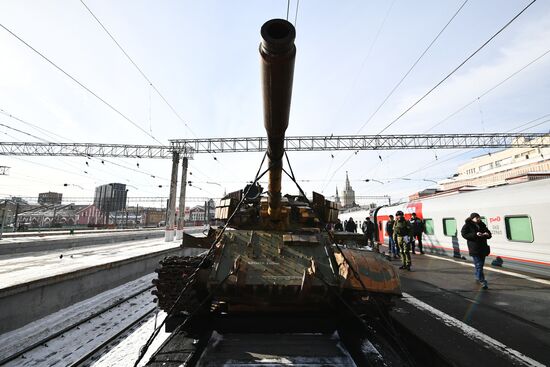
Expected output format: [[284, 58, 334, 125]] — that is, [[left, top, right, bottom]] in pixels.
[[0, 227, 205, 290]]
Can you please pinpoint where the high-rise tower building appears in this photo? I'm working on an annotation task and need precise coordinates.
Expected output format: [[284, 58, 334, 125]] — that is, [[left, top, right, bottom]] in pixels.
[[93, 183, 127, 214]]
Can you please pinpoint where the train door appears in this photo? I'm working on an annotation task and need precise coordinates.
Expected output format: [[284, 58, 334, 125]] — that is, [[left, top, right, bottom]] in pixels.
[[373, 206, 386, 243]]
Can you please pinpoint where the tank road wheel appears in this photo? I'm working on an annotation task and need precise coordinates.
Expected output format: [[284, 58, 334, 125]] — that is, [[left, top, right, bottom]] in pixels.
[[152, 255, 212, 331]]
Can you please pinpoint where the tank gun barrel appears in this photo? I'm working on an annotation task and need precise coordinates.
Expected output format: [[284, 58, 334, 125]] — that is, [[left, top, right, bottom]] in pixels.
[[260, 19, 296, 220]]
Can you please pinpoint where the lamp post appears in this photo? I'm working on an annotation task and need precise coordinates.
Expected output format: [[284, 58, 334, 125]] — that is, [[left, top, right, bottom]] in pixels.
[[125, 189, 129, 228], [0, 200, 8, 239]]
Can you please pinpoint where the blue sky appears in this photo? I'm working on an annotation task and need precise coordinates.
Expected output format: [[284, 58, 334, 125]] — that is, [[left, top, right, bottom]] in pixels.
[[0, 0, 549, 205]]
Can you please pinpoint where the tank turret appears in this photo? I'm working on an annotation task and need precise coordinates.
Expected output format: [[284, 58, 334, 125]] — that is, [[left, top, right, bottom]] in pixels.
[[153, 18, 401, 337]]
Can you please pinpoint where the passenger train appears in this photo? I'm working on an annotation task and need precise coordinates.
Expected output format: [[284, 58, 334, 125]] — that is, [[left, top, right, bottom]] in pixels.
[[340, 179, 550, 277]]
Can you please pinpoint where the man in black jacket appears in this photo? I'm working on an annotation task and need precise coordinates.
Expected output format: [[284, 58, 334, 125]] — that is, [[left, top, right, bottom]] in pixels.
[[345, 217, 357, 233], [386, 215, 398, 259], [409, 213, 425, 254], [461, 212, 492, 289], [362, 217, 375, 249]]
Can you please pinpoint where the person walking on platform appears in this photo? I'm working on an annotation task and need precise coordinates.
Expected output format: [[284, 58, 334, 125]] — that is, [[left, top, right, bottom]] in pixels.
[[345, 217, 357, 233], [386, 215, 398, 259], [394, 211, 412, 270], [461, 212, 492, 289], [362, 217, 375, 250], [409, 213, 425, 254], [334, 218, 344, 232]]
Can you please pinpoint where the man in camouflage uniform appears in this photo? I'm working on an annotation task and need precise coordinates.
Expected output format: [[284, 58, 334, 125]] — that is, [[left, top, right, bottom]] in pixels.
[[393, 210, 412, 270]]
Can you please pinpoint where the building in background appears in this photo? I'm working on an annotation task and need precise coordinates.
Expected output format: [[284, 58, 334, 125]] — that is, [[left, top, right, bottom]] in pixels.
[[93, 183, 127, 223], [439, 136, 550, 190], [143, 207, 165, 226], [341, 172, 356, 208], [334, 187, 342, 209], [75, 204, 102, 226], [38, 192, 62, 205], [189, 200, 216, 224], [17, 203, 86, 228]]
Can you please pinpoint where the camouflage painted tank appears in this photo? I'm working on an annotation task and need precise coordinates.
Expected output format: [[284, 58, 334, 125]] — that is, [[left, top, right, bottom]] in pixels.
[[153, 18, 401, 335]]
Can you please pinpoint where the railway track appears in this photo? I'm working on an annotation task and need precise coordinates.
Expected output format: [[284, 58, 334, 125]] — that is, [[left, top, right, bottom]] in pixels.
[[0, 285, 157, 367]]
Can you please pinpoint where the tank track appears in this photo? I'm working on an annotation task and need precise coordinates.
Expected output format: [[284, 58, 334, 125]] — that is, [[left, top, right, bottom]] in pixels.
[[152, 255, 211, 314]]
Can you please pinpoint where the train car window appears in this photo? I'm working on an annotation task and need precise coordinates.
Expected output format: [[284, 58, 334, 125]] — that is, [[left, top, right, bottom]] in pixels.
[[424, 219, 434, 235], [480, 217, 487, 225], [443, 218, 457, 236], [505, 216, 534, 243]]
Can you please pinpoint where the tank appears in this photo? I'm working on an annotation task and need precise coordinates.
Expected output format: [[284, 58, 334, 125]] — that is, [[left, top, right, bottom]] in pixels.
[[152, 17, 401, 342]]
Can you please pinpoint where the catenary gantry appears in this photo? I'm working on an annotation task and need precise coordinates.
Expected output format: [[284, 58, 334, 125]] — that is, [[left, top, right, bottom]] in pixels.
[[2, 133, 547, 242], [170, 133, 550, 153], [0, 142, 189, 159], [0, 133, 548, 158]]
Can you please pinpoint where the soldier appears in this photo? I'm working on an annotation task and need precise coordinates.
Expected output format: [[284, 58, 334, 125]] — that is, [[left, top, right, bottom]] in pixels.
[[409, 212, 425, 254], [334, 218, 344, 232], [393, 210, 412, 270]]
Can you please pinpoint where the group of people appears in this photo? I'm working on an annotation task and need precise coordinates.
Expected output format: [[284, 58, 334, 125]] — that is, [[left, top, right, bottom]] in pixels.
[[333, 217, 359, 233], [333, 211, 492, 288], [384, 211, 424, 271]]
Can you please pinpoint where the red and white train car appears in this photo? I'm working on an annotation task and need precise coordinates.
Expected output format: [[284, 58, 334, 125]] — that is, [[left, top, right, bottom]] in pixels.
[[340, 179, 550, 277]]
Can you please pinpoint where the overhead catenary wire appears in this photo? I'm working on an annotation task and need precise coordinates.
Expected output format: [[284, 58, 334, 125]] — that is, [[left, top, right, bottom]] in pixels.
[[0, 123, 49, 142], [0, 22, 165, 146], [400, 114, 550, 179], [0, 119, 125, 183], [286, 0, 291, 21], [0, 126, 107, 182], [79, 0, 228, 178], [425, 45, 550, 133], [294, 0, 300, 27], [334, 0, 397, 123], [321, 0, 468, 192], [356, 0, 470, 135], [370, 44, 550, 178], [322, 0, 539, 192], [376, 0, 538, 135], [0, 108, 71, 142], [0, 108, 169, 181], [79, 0, 199, 141], [321, 0, 397, 191]]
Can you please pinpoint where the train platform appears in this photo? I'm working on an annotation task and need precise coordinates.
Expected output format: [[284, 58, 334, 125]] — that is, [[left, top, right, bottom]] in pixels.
[[386, 251, 550, 366], [0, 228, 168, 256], [0, 237, 176, 290], [0, 227, 204, 289], [0, 227, 163, 239], [0, 228, 207, 334]]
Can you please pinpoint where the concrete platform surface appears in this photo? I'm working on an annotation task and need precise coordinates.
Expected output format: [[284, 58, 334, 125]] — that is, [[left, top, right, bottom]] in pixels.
[[389, 252, 550, 366], [0, 237, 175, 290], [0, 227, 162, 240]]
